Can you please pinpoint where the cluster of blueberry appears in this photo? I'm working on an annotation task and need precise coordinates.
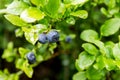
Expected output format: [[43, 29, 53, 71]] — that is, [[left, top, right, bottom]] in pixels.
[[38, 30, 59, 44], [26, 30, 60, 64], [26, 30, 73, 64]]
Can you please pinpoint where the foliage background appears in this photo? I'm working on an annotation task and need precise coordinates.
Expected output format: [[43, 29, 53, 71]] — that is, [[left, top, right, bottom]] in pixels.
[[0, 0, 120, 80]]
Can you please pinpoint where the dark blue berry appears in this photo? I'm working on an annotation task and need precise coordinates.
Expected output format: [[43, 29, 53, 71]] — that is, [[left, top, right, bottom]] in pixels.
[[65, 36, 72, 43], [26, 52, 36, 64], [38, 33, 48, 44], [47, 30, 59, 43]]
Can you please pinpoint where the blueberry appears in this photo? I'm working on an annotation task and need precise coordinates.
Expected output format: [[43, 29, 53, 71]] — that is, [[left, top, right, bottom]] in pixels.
[[65, 36, 72, 43], [47, 30, 59, 43], [26, 52, 36, 64], [38, 33, 48, 44]]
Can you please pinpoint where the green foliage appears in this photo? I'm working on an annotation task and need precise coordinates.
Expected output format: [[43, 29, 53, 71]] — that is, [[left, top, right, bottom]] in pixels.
[[73, 71, 86, 80], [0, 69, 21, 80], [2, 42, 17, 62], [44, 0, 61, 18], [4, 14, 28, 26], [113, 43, 120, 60], [75, 51, 95, 70], [70, 10, 88, 19], [101, 18, 120, 36], [86, 66, 105, 80], [80, 29, 99, 42], [1, 0, 120, 79], [6, 0, 29, 15], [20, 7, 45, 23], [82, 43, 98, 55]]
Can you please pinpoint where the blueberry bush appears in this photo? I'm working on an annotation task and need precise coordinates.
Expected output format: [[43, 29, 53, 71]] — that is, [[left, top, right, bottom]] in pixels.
[[0, 0, 120, 80]]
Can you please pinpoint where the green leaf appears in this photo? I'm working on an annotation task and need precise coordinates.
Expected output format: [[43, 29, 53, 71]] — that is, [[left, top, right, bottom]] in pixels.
[[44, 0, 60, 18], [48, 43, 57, 54], [16, 58, 25, 69], [73, 71, 86, 80], [71, 0, 88, 5], [15, 28, 24, 37], [75, 51, 95, 70], [100, 7, 109, 17], [58, 3, 66, 15], [100, 18, 120, 36], [105, 46, 114, 58], [19, 47, 29, 58], [34, 24, 48, 32], [25, 31, 38, 45], [80, 29, 99, 42], [105, 41, 114, 58], [70, 10, 88, 19], [66, 17, 75, 25], [119, 35, 120, 42], [20, 7, 45, 23], [9, 74, 19, 80], [22, 24, 47, 45], [0, 69, 9, 80], [2, 42, 16, 62], [36, 55, 43, 62], [12, 74, 19, 80], [4, 14, 28, 27], [92, 40, 107, 55], [23, 0, 31, 4], [109, 7, 119, 16], [107, 0, 116, 9], [22, 27, 39, 45], [113, 43, 120, 60], [30, 0, 47, 7], [63, 0, 72, 4], [3, 69, 9, 75], [115, 60, 120, 69], [86, 67, 105, 80], [103, 57, 116, 71], [82, 43, 98, 55], [105, 41, 115, 47], [90, 40, 104, 49], [23, 61, 33, 78], [6, 1, 29, 15], [93, 55, 105, 70], [115, 61, 120, 69]]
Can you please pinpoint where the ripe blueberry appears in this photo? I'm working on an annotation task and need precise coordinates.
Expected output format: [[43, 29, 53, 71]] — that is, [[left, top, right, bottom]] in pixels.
[[47, 30, 59, 43], [26, 52, 36, 64], [65, 36, 72, 43], [38, 33, 48, 44]]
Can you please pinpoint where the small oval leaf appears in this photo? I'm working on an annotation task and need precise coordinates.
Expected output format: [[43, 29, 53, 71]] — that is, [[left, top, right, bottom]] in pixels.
[[113, 43, 120, 60], [82, 43, 98, 55], [73, 71, 86, 80], [70, 10, 88, 19], [75, 51, 95, 70], [80, 29, 99, 42], [6, 1, 29, 15], [100, 18, 120, 36], [4, 14, 28, 27], [20, 7, 45, 23]]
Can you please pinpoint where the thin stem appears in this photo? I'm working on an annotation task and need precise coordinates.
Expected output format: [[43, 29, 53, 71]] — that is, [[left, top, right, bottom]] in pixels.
[[17, 71, 23, 75]]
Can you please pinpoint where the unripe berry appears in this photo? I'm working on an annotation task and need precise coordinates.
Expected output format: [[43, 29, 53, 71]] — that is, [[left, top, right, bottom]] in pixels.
[[26, 52, 36, 64], [38, 33, 48, 44], [65, 36, 72, 43], [47, 30, 59, 43]]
